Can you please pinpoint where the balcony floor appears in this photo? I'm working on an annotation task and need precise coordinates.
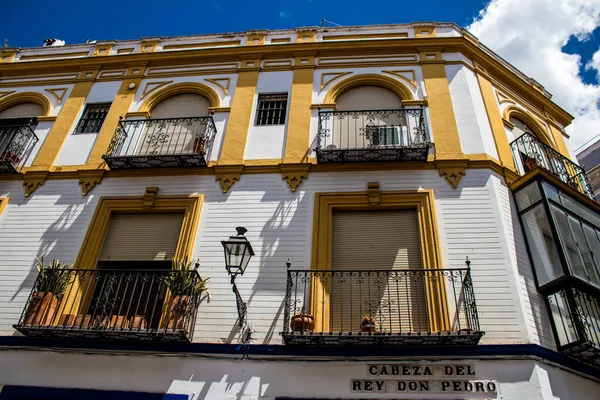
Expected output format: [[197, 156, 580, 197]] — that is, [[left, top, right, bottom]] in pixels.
[[103, 153, 208, 170], [563, 341, 600, 368], [316, 146, 429, 164], [14, 325, 192, 343], [0, 160, 18, 173], [282, 330, 484, 346]]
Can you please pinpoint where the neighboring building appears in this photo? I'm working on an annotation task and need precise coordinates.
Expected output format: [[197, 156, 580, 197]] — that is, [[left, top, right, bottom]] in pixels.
[[0, 22, 599, 399], [577, 140, 600, 201]]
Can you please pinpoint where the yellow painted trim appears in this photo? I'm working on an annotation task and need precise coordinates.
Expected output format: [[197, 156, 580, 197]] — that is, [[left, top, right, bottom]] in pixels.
[[93, 44, 114, 57], [124, 111, 151, 119], [140, 81, 174, 100], [31, 81, 94, 168], [284, 66, 314, 163], [296, 30, 317, 43], [85, 78, 143, 168], [502, 105, 554, 147], [0, 49, 18, 63], [36, 116, 57, 122], [415, 25, 436, 38], [44, 88, 68, 104], [323, 32, 409, 41], [75, 192, 203, 269], [475, 70, 515, 170], [246, 33, 266, 46], [548, 123, 571, 159], [324, 73, 415, 103], [205, 78, 231, 94], [218, 66, 259, 164], [207, 106, 231, 113], [270, 38, 291, 44], [162, 41, 241, 51], [310, 189, 448, 333], [0, 92, 52, 116], [139, 82, 221, 114], [421, 54, 461, 159], [0, 197, 8, 218], [19, 52, 90, 61]]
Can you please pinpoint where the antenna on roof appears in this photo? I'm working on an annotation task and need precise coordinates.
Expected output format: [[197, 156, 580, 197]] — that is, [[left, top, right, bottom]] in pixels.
[[321, 18, 343, 27]]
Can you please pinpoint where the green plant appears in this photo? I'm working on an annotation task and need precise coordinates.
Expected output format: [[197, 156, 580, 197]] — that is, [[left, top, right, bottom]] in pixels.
[[34, 256, 73, 296], [163, 258, 209, 297]]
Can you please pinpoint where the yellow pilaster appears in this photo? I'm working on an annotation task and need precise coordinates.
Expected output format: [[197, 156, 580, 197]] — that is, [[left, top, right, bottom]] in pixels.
[[31, 80, 94, 169], [475, 64, 516, 170], [548, 122, 571, 159], [283, 55, 315, 163], [420, 51, 462, 159], [219, 59, 260, 164], [85, 77, 143, 168]]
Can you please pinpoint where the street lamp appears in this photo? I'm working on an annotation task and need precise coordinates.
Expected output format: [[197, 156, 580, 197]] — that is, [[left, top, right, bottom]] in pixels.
[[221, 227, 254, 326]]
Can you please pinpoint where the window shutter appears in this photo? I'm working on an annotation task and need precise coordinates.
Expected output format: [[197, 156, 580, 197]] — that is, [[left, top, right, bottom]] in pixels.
[[330, 209, 428, 333], [98, 213, 184, 262]]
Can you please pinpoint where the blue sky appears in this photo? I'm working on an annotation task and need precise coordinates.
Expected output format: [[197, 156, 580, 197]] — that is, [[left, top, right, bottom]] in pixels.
[[2, 0, 600, 151]]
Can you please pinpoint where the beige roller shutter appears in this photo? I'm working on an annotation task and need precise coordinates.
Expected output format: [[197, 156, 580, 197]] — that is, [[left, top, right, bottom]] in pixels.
[[0, 103, 44, 118], [151, 94, 210, 118], [98, 213, 184, 262], [329, 209, 428, 333]]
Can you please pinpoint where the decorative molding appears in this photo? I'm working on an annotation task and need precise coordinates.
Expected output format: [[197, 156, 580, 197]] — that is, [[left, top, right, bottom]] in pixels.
[[279, 163, 310, 192], [214, 165, 243, 193], [502, 117, 515, 129], [324, 73, 415, 103], [382, 70, 418, 88], [310, 103, 336, 110], [207, 106, 231, 113], [402, 99, 428, 107], [139, 39, 160, 53], [140, 81, 173, 100], [124, 111, 151, 119], [0, 91, 15, 100], [367, 182, 380, 205], [77, 169, 105, 196], [246, 33, 267, 46], [92, 44, 114, 57], [320, 72, 352, 90], [435, 160, 468, 189], [44, 88, 68, 104], [495, 90, 516, 105], [143, 187, 160, 208], [23, 171, 49, 197], [205, 78, 231, 94]]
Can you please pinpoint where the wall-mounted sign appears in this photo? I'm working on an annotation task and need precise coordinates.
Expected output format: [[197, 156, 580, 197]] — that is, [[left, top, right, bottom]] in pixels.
[[351, 364, 497, 396]]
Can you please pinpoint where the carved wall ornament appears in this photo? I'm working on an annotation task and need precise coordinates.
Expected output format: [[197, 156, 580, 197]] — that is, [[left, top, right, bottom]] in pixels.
[[143, 187, 160, 208], [495, 90, 516, 106], [77, 170, 105, 196], [320, 72, 352, 90], [23, 171, 49, 197], [44, 88, 68, 104], [214, 165, 243, 193], [367, 182, 380, 205], [279, 163, 311, 192], [205, 78, 231, 95], [381, 70, 418, 88], [436, 160, 468, 189], [141, 81, 174, 100]]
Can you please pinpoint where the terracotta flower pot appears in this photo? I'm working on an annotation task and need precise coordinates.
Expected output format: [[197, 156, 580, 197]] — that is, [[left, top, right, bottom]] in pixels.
[[290, 313, 315, 332], [23, 292, 58, 326], [129, 315, 147, 330], [166, 295, 190, 330], [193, 137, 205, 154], [361, 321, 377, 333], [525, 157, 538, 171]]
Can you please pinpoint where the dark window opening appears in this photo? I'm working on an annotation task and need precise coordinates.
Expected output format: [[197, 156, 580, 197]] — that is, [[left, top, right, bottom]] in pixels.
[[255, 93, 288, 126], [74, 103, 111, 134]]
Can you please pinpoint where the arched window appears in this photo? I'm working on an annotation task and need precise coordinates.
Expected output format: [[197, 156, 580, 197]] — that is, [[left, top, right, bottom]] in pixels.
[[336, 86, 403, 111], [509, 116, 536, 140], [0, 103, 44, 119], [150, 93, 210, 118]]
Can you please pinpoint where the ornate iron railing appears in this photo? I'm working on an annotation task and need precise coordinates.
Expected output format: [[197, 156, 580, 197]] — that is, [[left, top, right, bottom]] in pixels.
[[511, 133, 594, 199], [547, 284, 600, 367], [14, 269, 205, 343], [316, 108, 431, 163], [281, 267, 482, 346], [0, 118, 39, 173], [103, 116, 217, 169]]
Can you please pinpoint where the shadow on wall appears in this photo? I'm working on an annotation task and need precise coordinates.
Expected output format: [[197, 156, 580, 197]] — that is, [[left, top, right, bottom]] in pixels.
[[222, 185, 310, 345]]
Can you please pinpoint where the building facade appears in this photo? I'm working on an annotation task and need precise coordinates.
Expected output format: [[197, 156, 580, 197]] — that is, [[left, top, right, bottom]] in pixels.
[[0, 23, 599, 399]]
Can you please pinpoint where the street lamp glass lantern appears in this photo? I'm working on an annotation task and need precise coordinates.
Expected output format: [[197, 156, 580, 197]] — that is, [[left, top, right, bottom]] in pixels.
[[221, 227, 254, 276]]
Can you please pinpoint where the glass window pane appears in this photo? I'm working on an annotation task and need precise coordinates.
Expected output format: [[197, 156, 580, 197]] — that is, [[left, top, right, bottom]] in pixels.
[[521, 205, 563, 285], [550, 204, 587, 280], [567, 216, 600, 286], [547, 289, 578, 347], [515, 182, 542, 211], [542, 182, 560, 204], [583, 224, 600, 286], [559, 190, 600, 228]]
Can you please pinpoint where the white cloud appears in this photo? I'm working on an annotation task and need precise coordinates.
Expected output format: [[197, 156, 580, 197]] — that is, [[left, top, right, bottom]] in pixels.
[[467, 0, 600, 155], [279, 11, 290, 19]]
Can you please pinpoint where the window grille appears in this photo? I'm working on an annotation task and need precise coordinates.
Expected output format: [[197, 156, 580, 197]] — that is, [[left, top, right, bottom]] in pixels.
[[255, 93, 288, 126], [74, 103, 111, 134]]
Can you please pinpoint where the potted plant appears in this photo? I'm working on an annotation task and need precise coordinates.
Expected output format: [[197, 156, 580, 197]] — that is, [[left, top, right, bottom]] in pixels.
[[525, 156, 538, 171], [290, 306, 315, 333], [360, 315, 377, 333], [163, 258, 209, 330], [23, 257, 72, 326], [192, 136, 205, 154]]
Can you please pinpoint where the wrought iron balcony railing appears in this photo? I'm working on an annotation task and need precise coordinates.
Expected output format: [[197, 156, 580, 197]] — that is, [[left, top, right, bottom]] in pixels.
[[547, 284, 600, 367], [14, 268, 204, 343], [511, 133, 594, 199], [102, 116, 217, 169], [316, 108, 431, 163], [281, 268, 483, 346], [0, 118, 39, 173]]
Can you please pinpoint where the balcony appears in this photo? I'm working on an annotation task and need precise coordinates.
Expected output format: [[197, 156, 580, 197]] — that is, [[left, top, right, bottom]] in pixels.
[[316, 108, 431, 164], [546, 284, 600, 367], [14, 268, 203, 343], [102, 116, 217, 170], [281, 268, 483, 346], [511, 133, 594, 200], [0, 118, 39, 173]]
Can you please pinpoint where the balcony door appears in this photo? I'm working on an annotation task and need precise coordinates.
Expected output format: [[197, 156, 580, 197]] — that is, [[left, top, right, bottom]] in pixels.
[[329, 209, 428, 333], [86, 212, 185, 330]]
